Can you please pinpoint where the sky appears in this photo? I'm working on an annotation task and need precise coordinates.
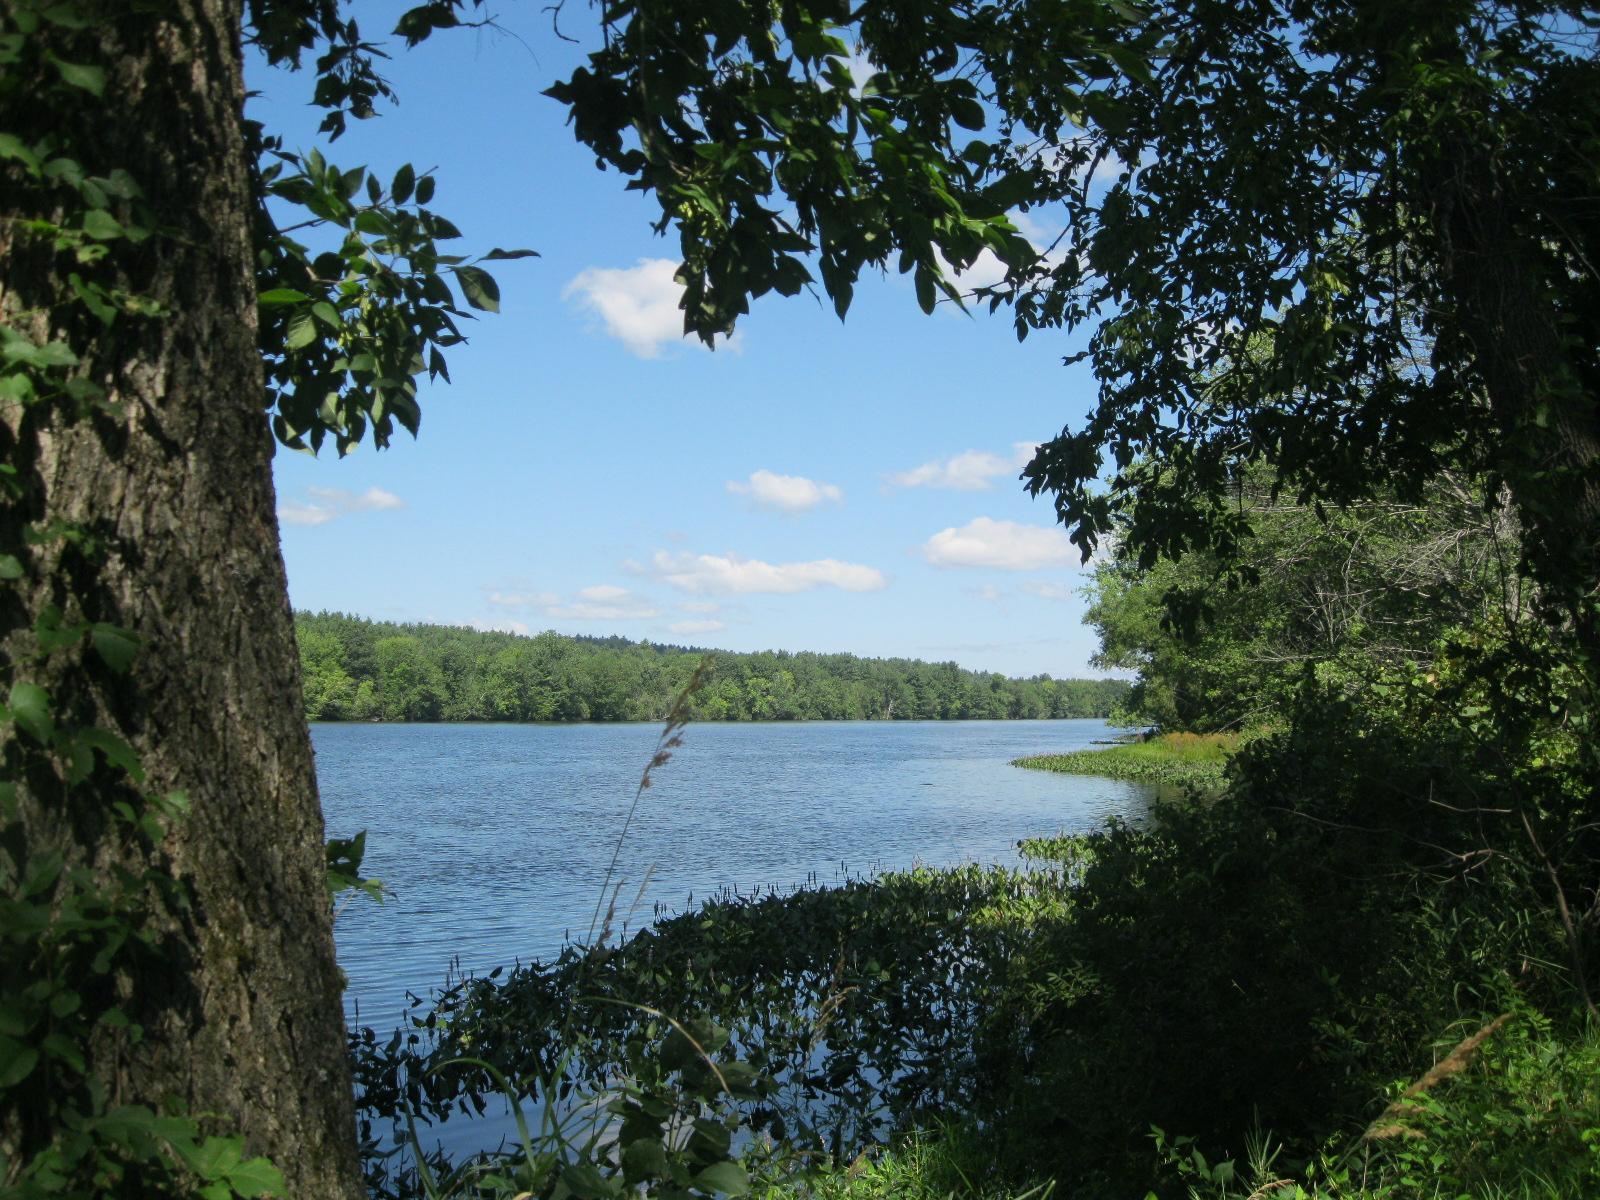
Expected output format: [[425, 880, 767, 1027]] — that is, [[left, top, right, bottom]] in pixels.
[[247, 9, 1114, 680]]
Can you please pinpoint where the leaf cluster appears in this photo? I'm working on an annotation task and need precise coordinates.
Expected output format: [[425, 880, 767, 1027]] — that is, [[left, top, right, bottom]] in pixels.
[[245, 1, 534, 455]]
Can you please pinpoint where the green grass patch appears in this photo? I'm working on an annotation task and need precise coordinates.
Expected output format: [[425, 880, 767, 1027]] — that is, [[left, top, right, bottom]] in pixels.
[[1012, 731, 1242, 791], [758, 1123, 1055, 1200]]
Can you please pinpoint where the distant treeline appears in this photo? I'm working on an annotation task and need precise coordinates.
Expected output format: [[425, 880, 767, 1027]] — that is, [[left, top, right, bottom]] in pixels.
[[295, 612, 1129, 723]]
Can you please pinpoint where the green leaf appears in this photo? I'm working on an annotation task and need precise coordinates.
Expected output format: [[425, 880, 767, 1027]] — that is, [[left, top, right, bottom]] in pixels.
[[8, 682, 53, 743], [40, 1032, 86, 1073], [91, 623, 141, 673], [258, 288, 311, 306], [22, 850, 64, 897], [81, 208, 122, 240], [34, 604, 84, 652], [0, 1035, 39, 1087], [226, 1157, 287, 1197], [70, 272, 118, 325], [40, 3, 94, 29], [391, 163, 416, 204], [482, 247, 540, 261], [310, 301, 342, 330], [1, 331, 77, 369], [621, 1137, 669, 1183], [694, 1161, 749, 1196], [455, 265, 500, 312], [50, 55, 105, 96], [950, 96, 986, 131], [0, 132, 40, 173], [285, 310, 317, 351], [190, 1136, 243, 1180], [0, 554, 22, 579], [559, 1162, 618, 1198], [76, 728, 144, 781]]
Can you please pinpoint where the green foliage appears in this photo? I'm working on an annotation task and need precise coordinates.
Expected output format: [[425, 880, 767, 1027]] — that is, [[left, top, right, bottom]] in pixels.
[[1159, 1014, 1600, 1199], [332, 600, 1594, 1199], [385, 1042, 768, 1200], [756, 1123, 1054, 1200], [543, 0, 1106, 336], [326, 831, 385, 907], [252, 141, 533, 454], [1082, 476, 1519, 731], [1013, 731, 1241, 792], [552, 0, 1600, 623], [349, 860, 1076, 1195], [293, 612, 1130, 724]]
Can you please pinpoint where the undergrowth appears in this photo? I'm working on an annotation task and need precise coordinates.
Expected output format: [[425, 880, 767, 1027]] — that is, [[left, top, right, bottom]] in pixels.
[[755, 1123, 1054, 1200], [1159, 1011, 1600, 1199]]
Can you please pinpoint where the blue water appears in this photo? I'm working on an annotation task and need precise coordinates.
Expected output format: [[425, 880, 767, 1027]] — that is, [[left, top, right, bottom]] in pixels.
[[314, 718, 1146, 1030]]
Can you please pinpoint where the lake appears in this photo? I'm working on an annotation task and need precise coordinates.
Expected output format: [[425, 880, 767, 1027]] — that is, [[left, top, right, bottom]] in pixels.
[[314, 718, 1148, 1031]]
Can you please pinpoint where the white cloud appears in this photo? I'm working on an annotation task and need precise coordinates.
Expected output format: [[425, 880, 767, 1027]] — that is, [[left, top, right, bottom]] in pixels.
[[278, 501, 335, 527], [650, 550, 887, 595], [1023, 580, 1079, 601], [922, 517, 1077, 571], [547, 600, 660, 621], [974, 584, 1005, 603], [727, 469, 843, 513], [843, 50, 878, 93], [940, 248, 1011, 295], [278, 485, 405, 526], [563, 258, 736, 358], [887, 442, 1037, 491], [488, 585, 658, 621], [669, 619, 726, 635], [307, 485, 404, 512], [678, 601, 721, 614], [487, 590, 559, 609]]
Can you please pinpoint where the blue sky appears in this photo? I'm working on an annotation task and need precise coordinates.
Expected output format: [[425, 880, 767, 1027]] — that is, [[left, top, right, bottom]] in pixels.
[[249, 10, 1112, 679]]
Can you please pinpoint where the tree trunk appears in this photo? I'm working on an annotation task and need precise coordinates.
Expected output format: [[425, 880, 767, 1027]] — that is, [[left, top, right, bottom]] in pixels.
[[1430, 137, 1600, 646], [0, 4, 363, 1195]]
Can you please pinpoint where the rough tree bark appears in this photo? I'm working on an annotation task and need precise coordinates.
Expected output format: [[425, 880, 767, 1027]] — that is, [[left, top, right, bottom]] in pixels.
[[0, 3, 363, 1195]]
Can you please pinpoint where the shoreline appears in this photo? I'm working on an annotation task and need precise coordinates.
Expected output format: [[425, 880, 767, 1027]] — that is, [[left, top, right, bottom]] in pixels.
[[1011, 731, 1242, 791]]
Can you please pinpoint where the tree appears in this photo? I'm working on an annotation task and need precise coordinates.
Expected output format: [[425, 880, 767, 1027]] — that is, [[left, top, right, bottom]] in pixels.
[[547, 0, 1599, 638], [371, 636, 444, 721], [1086, 474, 1523, 730], [300, 624, 358, 719], [1, 1, 517, 1192], [0, 5, 361, 1194]]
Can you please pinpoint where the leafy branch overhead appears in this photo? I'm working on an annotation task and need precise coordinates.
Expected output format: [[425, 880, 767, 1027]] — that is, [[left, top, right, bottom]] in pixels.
[[547, 0, 1600, 629], [248, 0, 536, 456]]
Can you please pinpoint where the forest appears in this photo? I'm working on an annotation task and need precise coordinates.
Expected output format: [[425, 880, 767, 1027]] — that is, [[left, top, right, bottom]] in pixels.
[[295, 612, 1130, 724], [3, 2, 1598, 1200]]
